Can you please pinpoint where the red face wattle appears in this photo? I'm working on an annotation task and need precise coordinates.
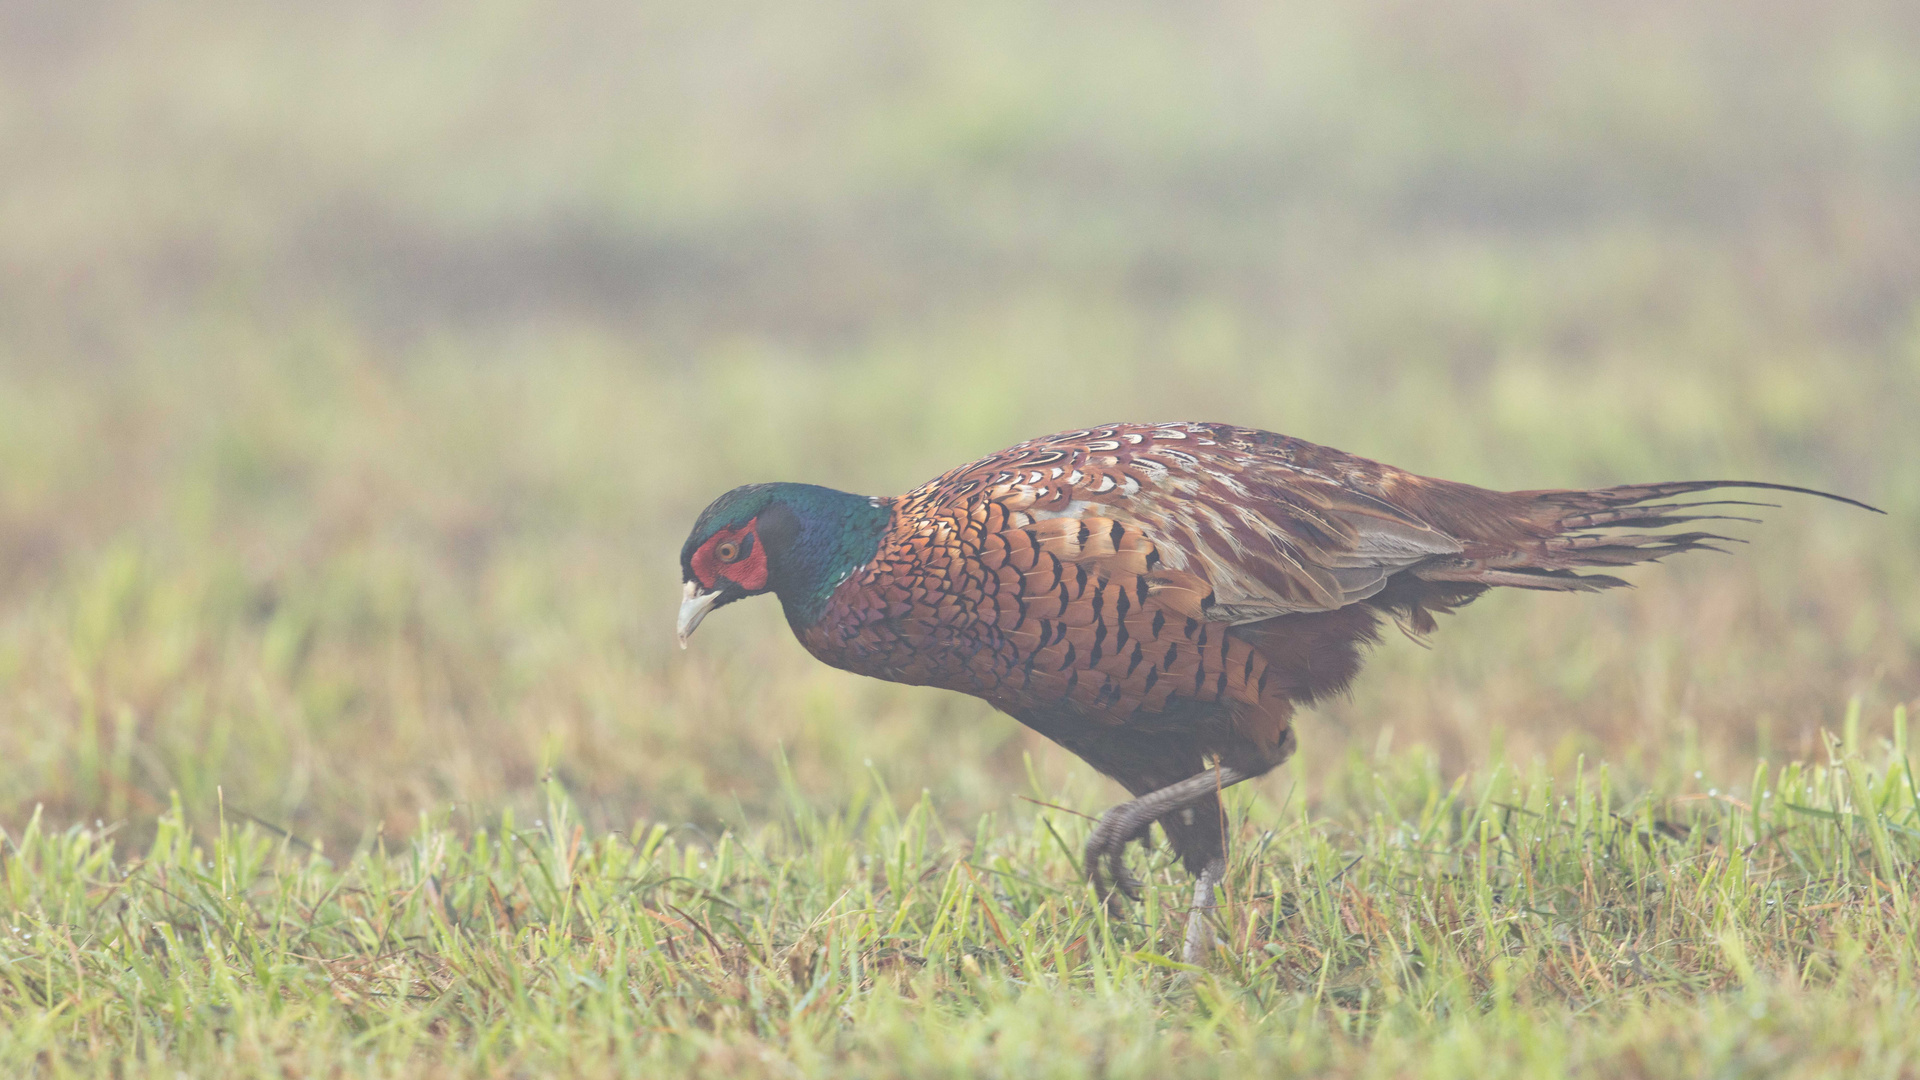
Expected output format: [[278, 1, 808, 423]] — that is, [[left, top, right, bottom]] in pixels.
[[689, 519, 770, 593]]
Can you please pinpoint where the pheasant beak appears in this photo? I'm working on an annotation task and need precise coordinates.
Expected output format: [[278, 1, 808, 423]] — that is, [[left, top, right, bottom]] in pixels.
[[677, 581, 724, 649]]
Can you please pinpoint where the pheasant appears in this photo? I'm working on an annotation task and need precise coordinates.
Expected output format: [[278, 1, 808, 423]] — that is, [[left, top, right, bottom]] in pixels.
[[677, 422, 1877, 963]]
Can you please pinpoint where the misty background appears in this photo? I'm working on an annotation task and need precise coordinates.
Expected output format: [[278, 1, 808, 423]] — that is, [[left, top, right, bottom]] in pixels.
[[1, 0, 1915, 847]]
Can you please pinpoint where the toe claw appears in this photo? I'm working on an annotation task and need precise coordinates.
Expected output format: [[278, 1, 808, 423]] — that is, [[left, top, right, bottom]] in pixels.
[[1109, 850, 1141, 902], [1085, 818, 1142, 911]]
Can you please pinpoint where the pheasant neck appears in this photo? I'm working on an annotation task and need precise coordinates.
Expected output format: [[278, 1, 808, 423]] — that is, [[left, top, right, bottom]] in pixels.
[[763, 485, 893, 628]]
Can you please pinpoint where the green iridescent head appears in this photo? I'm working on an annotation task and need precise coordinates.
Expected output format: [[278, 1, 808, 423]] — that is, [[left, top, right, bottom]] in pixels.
[[677, 482, 892, 643]]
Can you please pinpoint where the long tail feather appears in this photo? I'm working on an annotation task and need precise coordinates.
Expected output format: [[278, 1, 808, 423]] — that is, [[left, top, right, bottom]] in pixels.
[[1523, 480, 1883, 517], [1413, 478, 1878, 596]]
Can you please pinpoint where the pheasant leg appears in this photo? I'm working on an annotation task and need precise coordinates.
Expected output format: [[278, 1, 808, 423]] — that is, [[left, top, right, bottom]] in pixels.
[[1182, 855, 1226, 965], [1084, 765, 1252, 913]]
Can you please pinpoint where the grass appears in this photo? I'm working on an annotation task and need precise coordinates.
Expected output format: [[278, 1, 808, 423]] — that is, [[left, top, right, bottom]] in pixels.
[[3, 707, 1917, 1077], [3, 0, 1920, 1075]]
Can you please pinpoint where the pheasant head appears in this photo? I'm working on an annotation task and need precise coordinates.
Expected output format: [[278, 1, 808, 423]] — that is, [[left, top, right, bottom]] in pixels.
[[678, 482, 891, 646]]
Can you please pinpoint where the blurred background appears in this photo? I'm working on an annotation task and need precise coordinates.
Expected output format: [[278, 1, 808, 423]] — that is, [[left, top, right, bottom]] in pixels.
[[1, 0, 1916, 849]]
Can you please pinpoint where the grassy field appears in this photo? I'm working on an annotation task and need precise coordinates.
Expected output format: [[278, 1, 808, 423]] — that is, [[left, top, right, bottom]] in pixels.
[[1, 713, 1916, 1077], [3, 0, 1919, 1075]]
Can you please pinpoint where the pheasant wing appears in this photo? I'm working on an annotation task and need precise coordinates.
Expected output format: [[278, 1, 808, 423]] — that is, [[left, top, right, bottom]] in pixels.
[[907, 422, 1467, 624]]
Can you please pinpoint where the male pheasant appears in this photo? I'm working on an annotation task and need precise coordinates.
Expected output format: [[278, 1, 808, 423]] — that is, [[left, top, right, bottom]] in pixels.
[[677, 422, 1877, 963]]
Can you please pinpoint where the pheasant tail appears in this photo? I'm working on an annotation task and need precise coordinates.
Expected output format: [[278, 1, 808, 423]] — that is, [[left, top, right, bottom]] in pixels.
[[1407, 478, 1880, 598]]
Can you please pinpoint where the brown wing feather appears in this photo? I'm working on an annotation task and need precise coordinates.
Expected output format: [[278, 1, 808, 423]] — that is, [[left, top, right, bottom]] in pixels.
[[905, 421, 1472, 623]]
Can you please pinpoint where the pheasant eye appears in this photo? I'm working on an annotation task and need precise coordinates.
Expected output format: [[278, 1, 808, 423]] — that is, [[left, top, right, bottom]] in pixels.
[[715, 541, 740, 562]]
